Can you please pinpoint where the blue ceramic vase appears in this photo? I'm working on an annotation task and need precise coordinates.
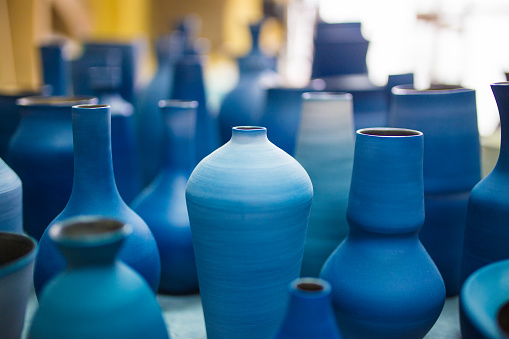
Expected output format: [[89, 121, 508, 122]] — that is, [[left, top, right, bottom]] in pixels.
[[462, 82, 509, 283], [460, 259, 509, 339], [0, 158, 22, 233], [8, 96, 97, 240], [389, 85, 481, 296], [29, 217, 169, 339], [89, 66, 141, 203], [186, 126, 313, 338], [131, 100, 198, 294], [295, 92, 354, 277], [320, 128, 446, 339], [33, 104, 160, 297], [273, 277, 342, 339], [0, 232, 37, 339], [39, 39, 70, 96]]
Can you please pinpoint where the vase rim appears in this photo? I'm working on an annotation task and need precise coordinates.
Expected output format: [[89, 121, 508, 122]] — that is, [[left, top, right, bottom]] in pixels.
[[159, 99, 198, 109], [290, 277, 331, 298], [492, 81, 509, 87], [17, 96, 98, 107], [73, 104, 109, 110], [302, 91, 352, 101], [0, 232, 37, 279], [358, 127, 422, 137], [392, 84, 473, 95]]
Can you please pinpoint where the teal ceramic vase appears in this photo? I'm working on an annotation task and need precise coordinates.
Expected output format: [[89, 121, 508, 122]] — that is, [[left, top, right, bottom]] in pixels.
[[186, 126, 313, 338], [131, 100, 198, 294], [28, 217, 169, 339], [295, 92, 354, 277], [33, 104, 160, 297]]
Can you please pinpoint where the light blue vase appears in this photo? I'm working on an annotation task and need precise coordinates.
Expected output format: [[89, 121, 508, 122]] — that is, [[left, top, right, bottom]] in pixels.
[[0, 157, 22, 233], [28, 217, 169, 339], [320, 128, 446, 338], [186, 126, 313, 339]]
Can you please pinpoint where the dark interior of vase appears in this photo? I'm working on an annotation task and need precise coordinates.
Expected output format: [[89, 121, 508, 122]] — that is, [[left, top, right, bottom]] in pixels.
[[0, 234, 34, 266], [75, 104, 108, 109], [235, 127, 264, 130], [498, 301, 509, 335], [297, 282, 324, 292], [427, 84, 463, 90], [360, 128, 421, 137], [60, 219, 123, 237]]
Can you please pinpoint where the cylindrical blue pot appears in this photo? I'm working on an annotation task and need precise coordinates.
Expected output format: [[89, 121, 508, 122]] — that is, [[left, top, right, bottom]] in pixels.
[[462, 82, 509, 284], [29, 217, 168, 339], [295, 92, 355, 277], [186, 126, 313, 338], [9, 96, 97, 240], [274, 278, 342, 339], [389, 85, 481, 296], [33, 104, 161, 297], [0, 232, 37, 339], [131, 100, 198, 294], [0, 158, 22, 233], [39, 39, 71, 96], [320, 128, 446, 339]]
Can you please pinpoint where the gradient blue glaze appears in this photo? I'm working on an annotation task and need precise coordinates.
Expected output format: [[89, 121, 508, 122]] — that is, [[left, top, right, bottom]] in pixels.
[[9, 96, 98, 240], [33, 104, 160, 296], [186, 126, 313, 338], [131, 100, 198, 294], [295, 92, 354, 277], [461, 82, 509, 284], [29, 217, 168, 339], [321, 128, 445, 338], [0, 158, 22, 233], [274, 278, 342, 339]]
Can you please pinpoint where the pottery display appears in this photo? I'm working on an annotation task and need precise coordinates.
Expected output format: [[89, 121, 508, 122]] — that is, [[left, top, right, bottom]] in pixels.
[[389, 85, 481, 296], [295, 92, 354, 277], [28, 217, 169, 339], [131, 100, 198, 294], [8, 96, 98, 240], [462, 82, 509, 283], [39, 39, 70, 96], [33, 104, 160, 297], [186, 126, 313, 338], [273, 277, 342, 339], [0, 231, 37, 339], [320, 128, 446, 338], [0, 158, 22, 233]]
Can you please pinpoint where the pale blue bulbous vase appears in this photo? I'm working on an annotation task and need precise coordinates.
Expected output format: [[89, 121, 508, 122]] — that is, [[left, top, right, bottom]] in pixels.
[[0, 158, 22, 233], [28, 217, 169, 339], [186, 126, 313, 338], [33, 104, 161, 297]]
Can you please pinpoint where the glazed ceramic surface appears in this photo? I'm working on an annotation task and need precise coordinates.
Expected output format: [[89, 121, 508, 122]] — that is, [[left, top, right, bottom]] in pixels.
[[8, 96, 97, 240], [0, 232, 37, 339], [462, 82, 509, 283], [320, 128, 446, 339], [39, 39, 70, 96], [29, 217, 168, 339], [186, 126, 313, 338], [33, 104, 160, 297], [0, 158, 22, 233], [274, 278, 342, 339], [131, 100, 198, 294], [295, 92, 354, 277], [390, 85, 481, 296]]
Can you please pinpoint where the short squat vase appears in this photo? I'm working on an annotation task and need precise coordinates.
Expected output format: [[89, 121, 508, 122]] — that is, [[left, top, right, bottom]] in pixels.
[[389, 85, 481, 296], [186, 126, 313, 339], [0, 158, 22, 233], [0, 232, 37, 339], [320, 128, 446, 339], [462, 82, 509, 283], [131, 100, 199, 294], [28, 217, 169, 339], [9, 96, 97, 240], [273, 277, 342, 339], [295, 92, 354, 277], [33, 104, 160, 297]]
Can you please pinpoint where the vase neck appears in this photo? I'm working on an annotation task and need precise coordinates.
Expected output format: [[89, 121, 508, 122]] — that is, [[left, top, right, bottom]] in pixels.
[[230, 126, 268, 144], [492, 83, 509, 169]]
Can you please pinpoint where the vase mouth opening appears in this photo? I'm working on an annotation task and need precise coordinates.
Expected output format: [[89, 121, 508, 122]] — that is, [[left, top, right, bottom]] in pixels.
[[492, 81, 509, 87], [291, 277, 331, 297], [358, 127, 422, 137], [0, 232, 37, 278], [392, 84, 472, 95], [498, 301, 509, 336], [234, 126, 266, 131], [158, 99, 199, 109], [17, 96, 98, 107], [73, 104, 109, 109], [302, 92, 352, 101], [297, 282, 324, 292]]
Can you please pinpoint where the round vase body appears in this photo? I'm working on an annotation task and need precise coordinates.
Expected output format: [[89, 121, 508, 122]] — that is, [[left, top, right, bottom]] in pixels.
[[131, 100, 198, 294], [274, 278, 342, 339], [294, 92, 354, 277], [462, 82, 509, 283], [29, 217, 168, 339], [8, 96, 97, 240], [320, 128, 446, 339], [0, 158, 22, 233], [186, 127, 313, 339], [389, 86, 481, 296], [33, 104, 160, 296], [0, 232, 37, 339]]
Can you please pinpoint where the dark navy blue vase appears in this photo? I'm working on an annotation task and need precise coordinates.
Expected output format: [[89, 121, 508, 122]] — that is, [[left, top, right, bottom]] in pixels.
[[462, 82, 509, 284], [186, 126, 313, 338], [274, 278, 342, 339], [131, 100, 198, 295], [29, 217, 168, 339], [8, 96, 97, 240], [33, 104, 161, 297], [39, 39, 71, 96], [389, 85, 481, 296], [320, 128, 446, 338]]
